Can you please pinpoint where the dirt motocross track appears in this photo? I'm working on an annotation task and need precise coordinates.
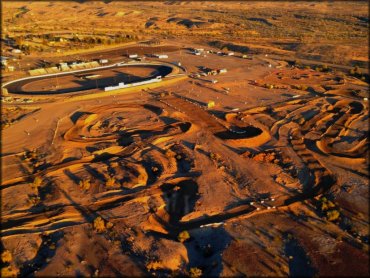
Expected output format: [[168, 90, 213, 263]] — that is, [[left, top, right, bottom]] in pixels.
[[1, 39, 369, 277]]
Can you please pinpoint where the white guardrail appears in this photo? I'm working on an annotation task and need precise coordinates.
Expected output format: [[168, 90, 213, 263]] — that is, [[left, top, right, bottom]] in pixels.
[[104, 76, 162, 91]]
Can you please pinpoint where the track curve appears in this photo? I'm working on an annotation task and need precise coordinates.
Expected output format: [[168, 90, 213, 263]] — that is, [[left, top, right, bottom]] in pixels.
[[3, 63, 174, 95]]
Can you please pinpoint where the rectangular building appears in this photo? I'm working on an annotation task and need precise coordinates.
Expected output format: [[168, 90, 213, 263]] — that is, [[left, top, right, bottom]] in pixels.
[[153, 54, 168, 59]]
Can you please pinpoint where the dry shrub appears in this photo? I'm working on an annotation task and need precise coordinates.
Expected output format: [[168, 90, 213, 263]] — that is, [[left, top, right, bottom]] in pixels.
[[1, 250, 12, 263], [178, 230, 190, 243], [146, 261, 162, 271], [79, 179, 91, 190], [189, 267, 202, 278], [106, 221, 114, 229], [326, 210, 340, 222], [93, 216, 106, 233], [105, 176, 116, 187], [32, 176, 42, 190], [1, 266, 17, 277]]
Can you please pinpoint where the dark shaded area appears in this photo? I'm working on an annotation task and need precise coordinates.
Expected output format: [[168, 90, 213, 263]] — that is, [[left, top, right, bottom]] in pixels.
[[215, 125, 262, 140], [185, 227, 232, 277], [70, 111, 94, 124], [283, 234, 316, 277], [284, 173, 336, 206], [348, 101, 364, 114], [143, 104, 162, 115], [19, 231, 65, 277], [161, 179, 199, 224], [247, 17, 273, 26]]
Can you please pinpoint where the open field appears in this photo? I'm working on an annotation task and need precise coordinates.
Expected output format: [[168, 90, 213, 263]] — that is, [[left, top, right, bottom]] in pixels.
[[1, 1, 369, 277], [1, 1, 368, 73]]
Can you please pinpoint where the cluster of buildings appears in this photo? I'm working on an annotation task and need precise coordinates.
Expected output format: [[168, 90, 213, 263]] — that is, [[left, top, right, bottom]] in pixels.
[[152, 54, 168, 59], [126, 53, 169, 60], [190, 48, 208, 56], [190, 46, 254, 61], [200, 66, 228, 76], [56, 59, 111, 71], [190, 67, 227, 83], [1, 56, 16, 72], [28, 59, 107, 76], [126, 53, 147, 61], [1, 96, 33, 103], [190, 48, 237, 57], [221, 51, 235, 56]]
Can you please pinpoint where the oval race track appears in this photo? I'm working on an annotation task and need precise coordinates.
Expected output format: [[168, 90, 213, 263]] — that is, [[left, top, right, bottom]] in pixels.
[[3, 63, 173, 95]]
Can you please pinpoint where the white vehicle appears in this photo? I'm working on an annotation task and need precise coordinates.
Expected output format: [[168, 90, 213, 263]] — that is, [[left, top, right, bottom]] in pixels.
[[200, 222, 224, 228], [153, 54, 168, 59]]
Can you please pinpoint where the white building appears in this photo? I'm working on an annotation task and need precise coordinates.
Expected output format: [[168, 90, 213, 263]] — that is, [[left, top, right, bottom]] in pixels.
[[99, 59, 108, 64], [12, 49, 22, 54], [153, 54, 168, 59], [227, 52, 234, 56], [218, 68, 227, 74], [128, 54, 138, 59], [1, 56, 8, 66]]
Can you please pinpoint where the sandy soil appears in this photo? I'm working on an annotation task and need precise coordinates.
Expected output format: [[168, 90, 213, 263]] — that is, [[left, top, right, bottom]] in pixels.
[[1, 40, 368, 277]]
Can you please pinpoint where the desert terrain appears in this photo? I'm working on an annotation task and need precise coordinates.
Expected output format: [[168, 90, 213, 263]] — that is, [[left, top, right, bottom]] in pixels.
[[1, 1, 369, 277]]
